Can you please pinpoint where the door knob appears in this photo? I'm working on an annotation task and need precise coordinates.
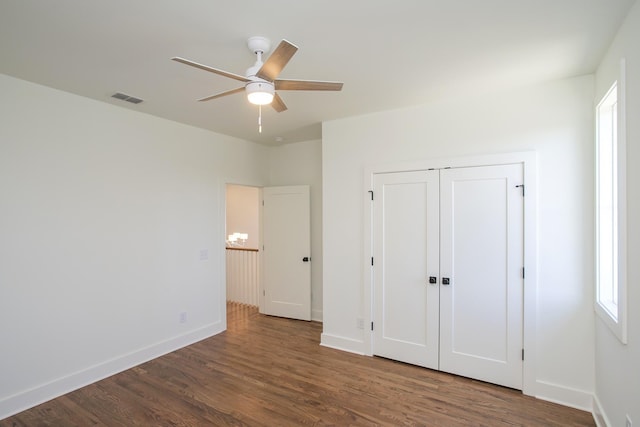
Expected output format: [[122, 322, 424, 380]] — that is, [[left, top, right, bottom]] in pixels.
[[442, 277, 450, 285], [302, 257, 310, 262]]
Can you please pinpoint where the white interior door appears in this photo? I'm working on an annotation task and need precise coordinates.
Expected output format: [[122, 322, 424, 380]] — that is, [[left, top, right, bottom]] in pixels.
[[439, 164, 523, 389], [262, 185, 311, 321], [372, 171, 440, 369]]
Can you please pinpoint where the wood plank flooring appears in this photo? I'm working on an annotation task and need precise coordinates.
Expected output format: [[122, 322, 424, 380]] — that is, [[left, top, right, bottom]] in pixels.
[[2, 303, 595, 426]]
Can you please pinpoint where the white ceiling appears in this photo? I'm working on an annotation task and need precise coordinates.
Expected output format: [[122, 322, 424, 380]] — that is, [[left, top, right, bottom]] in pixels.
[[0, 0, 635, 146]]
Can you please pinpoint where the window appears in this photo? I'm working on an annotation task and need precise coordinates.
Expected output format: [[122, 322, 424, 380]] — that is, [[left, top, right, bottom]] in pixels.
[[595, 62, 627, 344]]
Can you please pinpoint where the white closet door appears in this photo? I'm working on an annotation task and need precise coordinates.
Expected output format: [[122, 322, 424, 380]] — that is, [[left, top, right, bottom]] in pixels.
[[372, 170, 440, 369], [439, 164, 523, 389]]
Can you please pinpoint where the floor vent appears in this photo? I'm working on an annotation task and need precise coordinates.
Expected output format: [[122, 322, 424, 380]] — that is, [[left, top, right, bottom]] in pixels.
[[111, 92, 143, 104]]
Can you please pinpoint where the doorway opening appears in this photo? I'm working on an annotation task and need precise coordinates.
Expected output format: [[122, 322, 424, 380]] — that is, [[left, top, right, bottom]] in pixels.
[[224, 183, 313, 324], [225, 184, 260, 309]]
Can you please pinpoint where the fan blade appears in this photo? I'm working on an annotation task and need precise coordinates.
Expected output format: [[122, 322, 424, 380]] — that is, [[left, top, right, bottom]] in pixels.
[[256, 40, 298, 81], [271, 93, 287, 113], [198, 87, 245, 102], [275, 79, 343, 91], [172, 57, 249, 83]]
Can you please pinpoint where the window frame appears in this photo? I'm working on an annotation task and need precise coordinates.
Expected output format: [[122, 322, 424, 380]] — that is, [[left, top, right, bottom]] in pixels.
[[595, 59, 627, 344]]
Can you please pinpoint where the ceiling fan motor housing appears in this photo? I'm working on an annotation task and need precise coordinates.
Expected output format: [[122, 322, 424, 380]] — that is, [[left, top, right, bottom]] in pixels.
[[245, 37, 274, 105]]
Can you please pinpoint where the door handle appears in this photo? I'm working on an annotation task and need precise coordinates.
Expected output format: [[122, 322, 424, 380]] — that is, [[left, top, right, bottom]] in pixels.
[[302, 257, 310, 262], [428, 276, 437, 284], [442, 277, 450, 285]]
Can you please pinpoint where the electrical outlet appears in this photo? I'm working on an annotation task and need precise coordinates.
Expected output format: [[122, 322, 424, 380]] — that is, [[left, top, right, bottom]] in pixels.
[[626, 415, 632, 427], [356, 318, 364, 329], [179, 312, 187, 324]]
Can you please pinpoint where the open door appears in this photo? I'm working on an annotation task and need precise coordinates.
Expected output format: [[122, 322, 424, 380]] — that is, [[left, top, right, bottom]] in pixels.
[[262, 185, 311, 321]]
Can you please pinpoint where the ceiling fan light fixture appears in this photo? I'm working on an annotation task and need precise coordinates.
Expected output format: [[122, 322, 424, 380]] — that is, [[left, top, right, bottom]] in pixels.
[[246, 81, 274, 105], [173, 37, 342, 116]]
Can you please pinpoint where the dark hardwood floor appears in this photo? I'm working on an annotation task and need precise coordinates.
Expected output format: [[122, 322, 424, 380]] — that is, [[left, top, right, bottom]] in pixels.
[[2, 303, 595, 426]]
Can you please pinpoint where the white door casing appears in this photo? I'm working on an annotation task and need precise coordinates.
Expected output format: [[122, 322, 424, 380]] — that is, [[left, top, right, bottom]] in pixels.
[[262, 185, 311, 321]]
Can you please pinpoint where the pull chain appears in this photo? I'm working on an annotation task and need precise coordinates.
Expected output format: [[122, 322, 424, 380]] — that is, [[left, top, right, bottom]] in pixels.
[[258, 105, 262, 133]]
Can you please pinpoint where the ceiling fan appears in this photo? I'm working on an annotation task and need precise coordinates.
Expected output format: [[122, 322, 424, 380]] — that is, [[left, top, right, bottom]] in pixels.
[[172, 36, 343, 113]]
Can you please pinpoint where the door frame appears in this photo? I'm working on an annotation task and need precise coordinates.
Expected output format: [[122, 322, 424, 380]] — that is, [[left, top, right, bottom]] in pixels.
[[363, 151, 537, 396]]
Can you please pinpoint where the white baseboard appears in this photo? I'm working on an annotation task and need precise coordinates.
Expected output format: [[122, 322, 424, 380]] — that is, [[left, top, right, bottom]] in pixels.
[[320, 332, 365, 355], [534, 380, 593, 412], [0, 322, 224, 420], [592, 395, 610, 427], [311, 309, 323, 322]]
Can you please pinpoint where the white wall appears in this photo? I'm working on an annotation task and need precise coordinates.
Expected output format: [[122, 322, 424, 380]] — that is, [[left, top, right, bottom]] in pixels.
[[268, 140, 323, 321], [0, 74, 269, 418], [322, 75, 596, 408], [226, 184, 260, 249], [593, 2, 640, 426]]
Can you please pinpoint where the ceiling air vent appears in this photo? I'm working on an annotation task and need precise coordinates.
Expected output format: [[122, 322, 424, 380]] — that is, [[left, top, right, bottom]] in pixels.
[[111, 92, 143, 104]]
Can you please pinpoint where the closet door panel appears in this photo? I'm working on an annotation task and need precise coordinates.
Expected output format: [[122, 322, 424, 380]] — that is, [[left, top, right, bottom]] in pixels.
[[372, 170, 440, 369], [439, 164, 523, 390]]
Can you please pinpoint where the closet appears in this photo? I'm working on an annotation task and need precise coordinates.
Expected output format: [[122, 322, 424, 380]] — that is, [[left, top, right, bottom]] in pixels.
[[371, 163, 524, 389]]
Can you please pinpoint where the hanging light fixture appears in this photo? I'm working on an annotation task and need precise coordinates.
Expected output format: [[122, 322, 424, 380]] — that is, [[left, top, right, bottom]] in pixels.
[[246, 81, 274, 105], [246, 81, 273, 133]]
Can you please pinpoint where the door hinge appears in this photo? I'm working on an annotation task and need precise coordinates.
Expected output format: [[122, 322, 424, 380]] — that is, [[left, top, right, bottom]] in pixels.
[[263, 289, 265, 296], [368, 190, 374, 201], [262, 200, 265, 206], [371, 257, 374, 266], [371, 322, 374, 331], [516, 184, 525, 196], [522, 349, 525, 361], [522, 267, 525, 279]]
